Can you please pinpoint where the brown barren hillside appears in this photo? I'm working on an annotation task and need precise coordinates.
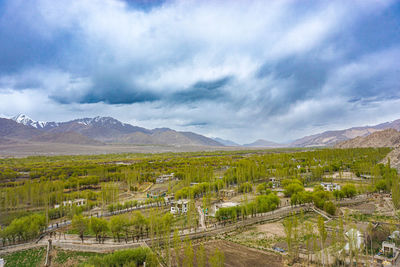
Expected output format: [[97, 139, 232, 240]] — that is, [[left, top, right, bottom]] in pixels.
[[335, 129, 400, 148], [30, 131, 103, 145], [382, 148, 400, 171]]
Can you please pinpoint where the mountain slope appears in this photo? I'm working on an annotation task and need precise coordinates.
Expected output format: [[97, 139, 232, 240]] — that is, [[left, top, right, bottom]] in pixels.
[[30, 132, 103, 145], [10, 115, 223, 147], [0, 117, 102, 145], [115, 130, 223, 146], [290, 119, 400, 147], [382, 148, 400, 171], [0, 118, 41, 139], [335, 129, 400, 148], [47, 117, 150, 141], [180, 132, 222, 146], [212, 137, 240, 146], [244, 139, 283, 147], [12, 114, 59, 129]]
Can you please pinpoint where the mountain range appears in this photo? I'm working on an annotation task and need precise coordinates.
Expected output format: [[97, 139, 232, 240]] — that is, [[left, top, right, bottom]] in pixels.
[[243, 139, 283, 148], [1, 114, 222, 147], [3, 114, 400, 148], [334, 128, 400, 171], [335, 128, 400, 149]]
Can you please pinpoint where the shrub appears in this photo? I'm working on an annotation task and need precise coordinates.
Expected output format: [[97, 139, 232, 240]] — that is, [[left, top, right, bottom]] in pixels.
[[86, 247, 157, 267], [323, 201, 336, 215], [341, 184, 356, 198], [238, 182, 252, 193], [284, 183, 304, 197]]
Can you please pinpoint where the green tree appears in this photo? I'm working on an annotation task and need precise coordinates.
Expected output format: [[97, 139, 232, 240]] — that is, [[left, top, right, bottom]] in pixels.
[[197, 243, 206, 267], [318, 216, 327, 267], [173, 229, 181, 267], [90, 217, 108, 243], [391, 176, 400, 209], [323, 201, 336, 216], [209, 248, 224, 267], [183, 239, 194, 267], [341, 184, 356, 198], [72, 214, 89, 243], [110, 215, 124, 242], [284, 183, 304, 197], [283, 215, 293, 260]]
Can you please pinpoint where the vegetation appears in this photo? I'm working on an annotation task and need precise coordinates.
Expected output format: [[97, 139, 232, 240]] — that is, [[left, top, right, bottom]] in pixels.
[[1, 247, 45, 267], [0, 214, 46, 245], [84, 247, 157, 267], [1, 147, 399, 266], [216, 193, 280, 221]]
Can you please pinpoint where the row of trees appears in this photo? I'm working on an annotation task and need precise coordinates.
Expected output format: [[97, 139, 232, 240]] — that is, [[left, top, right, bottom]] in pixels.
[[71, 210, 174, 244], [0, 148, 394, 233], [0, 214, 46, 245], [215, 193, 280, 221], [173, 238, 224, 267]]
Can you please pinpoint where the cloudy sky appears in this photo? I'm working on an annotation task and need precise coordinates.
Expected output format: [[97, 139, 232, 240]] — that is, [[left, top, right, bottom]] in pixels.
[[0, 0, 400, 144]]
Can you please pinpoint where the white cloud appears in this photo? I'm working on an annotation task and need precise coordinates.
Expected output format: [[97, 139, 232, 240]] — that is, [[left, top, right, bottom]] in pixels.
[[0, 0, 399, 143]]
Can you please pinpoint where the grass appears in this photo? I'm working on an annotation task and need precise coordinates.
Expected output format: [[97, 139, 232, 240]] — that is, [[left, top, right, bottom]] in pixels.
[[1, 246, 102, 267], [53, 249, 101, 265], [2, 247, 45, 267]]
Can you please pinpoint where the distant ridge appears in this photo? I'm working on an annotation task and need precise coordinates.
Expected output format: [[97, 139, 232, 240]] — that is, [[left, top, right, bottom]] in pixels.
[[8, 114, 400, 148], [0, 118, 41, 139], [8, 114, 224, 147], [335, 129, 400, 148], [334, 128, 400, 171], [290, 119, 400, 147], [244, 139, 284, 148], [212, 137, 240, 146], [30, 131, 103, 145]]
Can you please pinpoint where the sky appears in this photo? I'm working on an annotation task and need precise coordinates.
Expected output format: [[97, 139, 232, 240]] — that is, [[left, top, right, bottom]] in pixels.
[[0, 0, 400, 144]]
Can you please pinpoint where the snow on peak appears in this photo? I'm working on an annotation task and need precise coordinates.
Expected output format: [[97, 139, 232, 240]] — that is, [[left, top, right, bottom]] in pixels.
[[12, 114, 38, 127], [12, 114, 56, 129]]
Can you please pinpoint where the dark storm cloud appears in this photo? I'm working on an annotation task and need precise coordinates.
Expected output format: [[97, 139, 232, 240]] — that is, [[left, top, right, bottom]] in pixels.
[[171, 77, 232, 103], [0, 0, 400, 143], [122, 0, 167, 11]]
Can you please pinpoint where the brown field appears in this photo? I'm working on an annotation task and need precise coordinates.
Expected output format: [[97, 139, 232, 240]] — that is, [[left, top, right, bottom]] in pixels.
[[0, 142, 265, 157], [174, 240, 283, 267], [255, 222, 286, 239]]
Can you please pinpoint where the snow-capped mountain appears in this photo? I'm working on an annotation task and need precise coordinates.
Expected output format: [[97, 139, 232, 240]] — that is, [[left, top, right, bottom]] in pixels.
[[9, 115, 223, 146], [12, 114, 58, 129]]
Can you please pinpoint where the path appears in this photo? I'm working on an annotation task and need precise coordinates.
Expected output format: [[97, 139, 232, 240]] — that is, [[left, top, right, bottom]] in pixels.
[[0, 195, 370, 255], [197, 206, 206, 230]]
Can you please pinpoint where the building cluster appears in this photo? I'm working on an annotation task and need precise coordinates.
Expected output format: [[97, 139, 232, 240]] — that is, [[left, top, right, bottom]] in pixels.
[[269, 177, 280, 188], [375, 230, 400, 266], [156, 173, 175, 184], [170, 199, 189, 214], [54, 198, 86, 209], [320, 182, 341, 192], [218, 189, 237, 198]]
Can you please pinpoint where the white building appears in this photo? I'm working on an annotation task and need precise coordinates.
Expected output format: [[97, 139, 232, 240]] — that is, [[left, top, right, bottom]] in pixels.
[[269, 177, 280, 188], [54, 198, 86, 209], [156, 173, 175, 184], [344, 229, 363, 252], [321, 182, 341, 192], [170, 199, 189, 214]]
